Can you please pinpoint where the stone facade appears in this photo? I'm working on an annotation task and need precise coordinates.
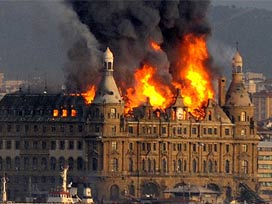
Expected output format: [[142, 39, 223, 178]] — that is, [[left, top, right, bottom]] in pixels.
[[0, 49, 260, 203]]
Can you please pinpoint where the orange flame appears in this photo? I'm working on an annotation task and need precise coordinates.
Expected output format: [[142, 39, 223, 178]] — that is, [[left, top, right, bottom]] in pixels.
[[173, 34, 214, 119], [150, 40, 161, 51], [125, 64, 174, 113], [82, 85, 96, 104]]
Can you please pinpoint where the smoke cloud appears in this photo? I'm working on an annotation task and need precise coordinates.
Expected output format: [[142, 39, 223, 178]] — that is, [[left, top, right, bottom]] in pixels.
[[64, 0, 214, 93]]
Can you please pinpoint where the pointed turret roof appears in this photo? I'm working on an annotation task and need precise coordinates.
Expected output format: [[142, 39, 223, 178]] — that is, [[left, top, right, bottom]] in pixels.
[[92, 48, 123, 104]]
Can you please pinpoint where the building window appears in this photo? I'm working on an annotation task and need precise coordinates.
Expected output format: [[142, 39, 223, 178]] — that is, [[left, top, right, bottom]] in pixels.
[[77, 157, 84, 171], [153, 126, 157, 134], [7, 124, 11, 132], [192, 159, 197, 173], [226, 144, 230, 153], [208, 128, 212, 135], [15, 156, 20, 170], [34, 125, 38, 132], [129, 158, 133, 172], [214, 144, 217, 152], [51, 126, 56, 132], [111, 158, 118, 172], [177, 127, 182, 134], [69, 141, 74, 150], [153, 143, 156, 151], [241, 112, 246, 121], [6, 157, 11, 170], [24, 141, 29, 150], [147, 143, 151, 152], [192, 128, 197, 134], [178, 159, 182, 172], [41, 157, 47, 170], [16, 125, 20, 132], [162, 127, 167, 134], [162, 143, 167, 151], [241, 144, 248, 152], [78, 125, 83, 132], [59, 157, 65, 170], [50, 157, 56, 170], [24, 157, 29, 170], [193, 144, 197, 152], [214, 128, 217, 134], [225, 160, 230, 173], [68, 157, 74, 171], [6, 140, 11, 149], [241, 129, 246, 135], [51, 141, 56, 150], [112, 141, 117, 150], [128, 126, 133, 133], [242, 160, 248, 174], [225, 128, 230, 135], [15, 141, 20, 150], [77, 141, 82, 150], [92, 158, 97, 171], [95, 126, 100, 133], [59, 140, 65, 150], [42, 141, 47, 150], [69, 125, 73, 133], [33, 141, 38, 150], [110, 108, 116, 119], [203, 128, 207, 135], [162, 159, 167, 172]]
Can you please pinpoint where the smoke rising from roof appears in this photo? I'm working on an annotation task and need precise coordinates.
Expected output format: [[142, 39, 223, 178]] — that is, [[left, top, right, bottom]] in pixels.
[[64, 0, 215, 93]]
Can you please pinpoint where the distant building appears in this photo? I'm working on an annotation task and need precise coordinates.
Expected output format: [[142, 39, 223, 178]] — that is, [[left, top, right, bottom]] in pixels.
[[252, 91, 272, 121], [244, 72, 266, 94], [258, 141, 272, 201]]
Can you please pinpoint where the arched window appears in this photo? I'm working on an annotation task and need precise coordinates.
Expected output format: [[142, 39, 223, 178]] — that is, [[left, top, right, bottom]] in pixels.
[[153, 159, 156, 172], [129, 184, 135, 196], [110, 184, 119, 200], [242, 160, 248, 174], [173, 160, 176, 172], [77, 157, 84, 171], [50, 157, 56, 170], [6, 157, 11, 170], [192, 159, 197, 173], [178, 159, 182, 172], [24, 157, 29, 170], [214, 161, 218, 172], [148, 159, 152, 172], [184, 160, 187, 171], [208, 160, 213, 173], [92, 158, 97, 171], [142, 159, 145, 171], [41, 157, 47, 170], [59, 157, 65, 170], [225, 160, 230, 173], [15, 156, 20, 170], [32, 157, 38, 170], [208, 111, 212, 121], [203, 160, 207, 173], [162, 159, 167, 172], [68, 157, 74, 171], [241, 112, 246, 121], [129, 158, 133, 172]]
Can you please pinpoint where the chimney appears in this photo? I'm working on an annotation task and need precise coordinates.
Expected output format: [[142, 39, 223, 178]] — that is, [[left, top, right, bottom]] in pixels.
[[218, 76, 226, 107]]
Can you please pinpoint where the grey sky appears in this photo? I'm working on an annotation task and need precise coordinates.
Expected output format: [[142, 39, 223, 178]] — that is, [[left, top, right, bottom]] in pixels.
[[0, 0, 272, 91]]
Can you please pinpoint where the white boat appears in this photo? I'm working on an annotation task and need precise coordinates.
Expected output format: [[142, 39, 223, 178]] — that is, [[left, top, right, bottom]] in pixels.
[[47, 165, 94, 204]]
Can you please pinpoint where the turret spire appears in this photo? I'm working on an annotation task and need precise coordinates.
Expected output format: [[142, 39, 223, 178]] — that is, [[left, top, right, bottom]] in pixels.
[[92, 47, 123, 104]]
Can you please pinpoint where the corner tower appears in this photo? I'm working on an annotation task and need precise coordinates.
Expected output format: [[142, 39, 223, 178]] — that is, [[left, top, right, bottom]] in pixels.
[[223, 47, 259, 193], [89, 47, 124, 138]]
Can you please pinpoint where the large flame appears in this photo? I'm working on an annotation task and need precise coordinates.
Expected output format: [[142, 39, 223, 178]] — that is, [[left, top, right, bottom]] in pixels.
[[125, 64, 174, 113], [82, 85, 96, 104], [173, 34, 214, 118]]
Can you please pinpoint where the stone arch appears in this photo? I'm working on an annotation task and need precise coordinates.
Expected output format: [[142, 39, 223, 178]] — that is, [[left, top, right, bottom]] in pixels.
[[110, 184, 120, 201], [141, 182, 160, 198], [207, 183, 220, 192]]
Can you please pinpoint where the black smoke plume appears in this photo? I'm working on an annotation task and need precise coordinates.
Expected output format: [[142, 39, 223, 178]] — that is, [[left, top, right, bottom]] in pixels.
[[65, 0, 212, 93]]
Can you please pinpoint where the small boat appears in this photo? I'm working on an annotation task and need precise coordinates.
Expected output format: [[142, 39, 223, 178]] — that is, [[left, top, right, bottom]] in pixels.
[[47, 165, 94, 204]]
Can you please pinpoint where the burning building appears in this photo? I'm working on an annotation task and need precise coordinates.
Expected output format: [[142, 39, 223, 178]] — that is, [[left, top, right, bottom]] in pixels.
[[0, 46, 261, 203]]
